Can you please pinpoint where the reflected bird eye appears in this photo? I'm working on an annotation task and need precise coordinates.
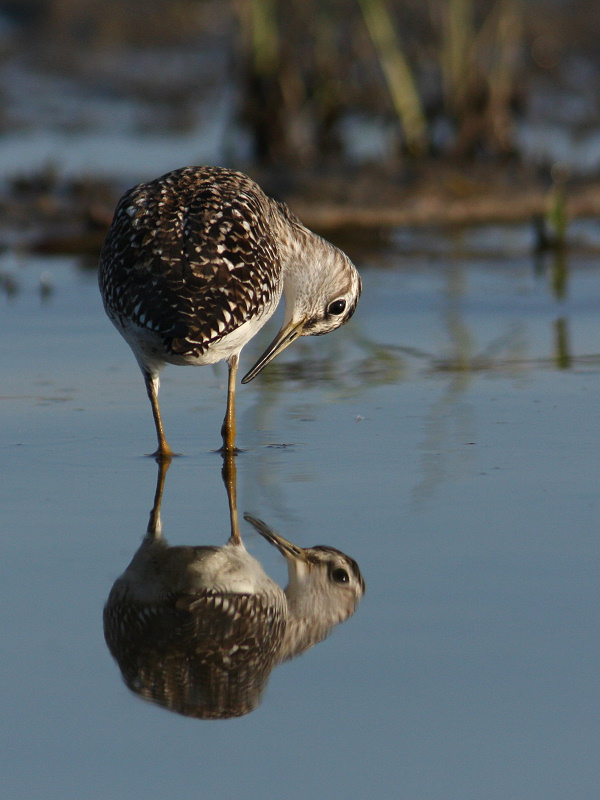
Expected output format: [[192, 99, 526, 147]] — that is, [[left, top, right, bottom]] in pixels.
[[331, 567, 350, 583]]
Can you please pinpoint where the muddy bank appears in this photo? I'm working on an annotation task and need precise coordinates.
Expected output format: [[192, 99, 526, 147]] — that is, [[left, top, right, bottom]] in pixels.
[[6, 163, 599, 257]]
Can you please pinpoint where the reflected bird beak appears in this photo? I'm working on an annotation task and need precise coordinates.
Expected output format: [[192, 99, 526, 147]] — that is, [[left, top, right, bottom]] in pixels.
[[244, 514, 308, 563], [241, 319, 305, 384]]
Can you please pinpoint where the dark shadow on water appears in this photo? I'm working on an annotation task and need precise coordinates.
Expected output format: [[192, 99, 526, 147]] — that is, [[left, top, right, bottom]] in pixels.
[[103, 454, 365, 720]]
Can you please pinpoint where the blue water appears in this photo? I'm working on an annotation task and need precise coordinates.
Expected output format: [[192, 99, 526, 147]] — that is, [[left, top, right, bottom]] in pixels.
[[0, 241, 598, 799]]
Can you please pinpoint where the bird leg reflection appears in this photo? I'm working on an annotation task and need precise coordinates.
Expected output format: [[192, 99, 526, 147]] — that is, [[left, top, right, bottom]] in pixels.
[[147, 454, 171, 537], [221, 449, 241, 546], [220, 354, 239, 453]]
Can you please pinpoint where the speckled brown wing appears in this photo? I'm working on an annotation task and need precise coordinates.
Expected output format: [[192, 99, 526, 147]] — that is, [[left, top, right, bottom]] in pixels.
[[99, 166, 282, 358]]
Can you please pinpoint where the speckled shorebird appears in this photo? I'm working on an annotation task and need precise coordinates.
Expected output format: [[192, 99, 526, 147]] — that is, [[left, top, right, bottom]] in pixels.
[[98, 165, 361, 457], [103, 457, 365, 718]]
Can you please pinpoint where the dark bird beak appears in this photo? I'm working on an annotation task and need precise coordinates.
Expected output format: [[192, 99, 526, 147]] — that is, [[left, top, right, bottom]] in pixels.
[[244, 514, 308, 562], [241, 319, 305, 383]]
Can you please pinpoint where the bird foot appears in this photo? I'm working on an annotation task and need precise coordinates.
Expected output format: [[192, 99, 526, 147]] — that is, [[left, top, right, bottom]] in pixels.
[[148, 448, 180, 463], [214, 444, 244, 456]]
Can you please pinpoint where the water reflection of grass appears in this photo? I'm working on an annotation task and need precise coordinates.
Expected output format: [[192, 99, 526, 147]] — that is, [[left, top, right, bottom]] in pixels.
[[251, 326, 406, 394], [249, 312, 600, 399]]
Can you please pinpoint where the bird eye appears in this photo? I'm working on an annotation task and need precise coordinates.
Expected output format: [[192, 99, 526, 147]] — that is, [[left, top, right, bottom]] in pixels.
[[330, 567, 350, 584], [327, 299, 346, 316]]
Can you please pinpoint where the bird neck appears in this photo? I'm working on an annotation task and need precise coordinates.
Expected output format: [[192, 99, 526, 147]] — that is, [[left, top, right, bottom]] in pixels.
[[276, 569, 345, 663], [270, 201, 332, 322]]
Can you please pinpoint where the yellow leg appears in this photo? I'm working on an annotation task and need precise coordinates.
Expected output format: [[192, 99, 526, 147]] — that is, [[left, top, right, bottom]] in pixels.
[[143, 370, 174, 461], [221, 449, 241, 545], [147, 455, 171, 537], [220, 354, 239, 453]]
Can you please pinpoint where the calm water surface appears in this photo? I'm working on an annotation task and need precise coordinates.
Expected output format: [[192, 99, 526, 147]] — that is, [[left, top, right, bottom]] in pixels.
[[1, 234, 598, 799]]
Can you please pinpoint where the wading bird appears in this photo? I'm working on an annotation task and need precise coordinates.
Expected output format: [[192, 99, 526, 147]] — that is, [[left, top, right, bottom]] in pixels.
[[99, 165, 361, 457]]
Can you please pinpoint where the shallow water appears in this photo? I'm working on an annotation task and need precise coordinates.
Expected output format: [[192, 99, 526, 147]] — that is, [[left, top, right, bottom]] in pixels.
[[1, 237, 599, 799]]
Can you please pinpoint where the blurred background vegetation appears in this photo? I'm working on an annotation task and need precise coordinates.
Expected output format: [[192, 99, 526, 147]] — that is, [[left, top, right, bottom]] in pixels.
[[3, 0, 599, 163], [1, 0, 600, 245]]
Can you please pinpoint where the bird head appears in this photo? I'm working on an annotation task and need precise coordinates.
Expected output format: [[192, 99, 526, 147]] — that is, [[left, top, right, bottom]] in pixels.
[[241, 233, 361, 383]]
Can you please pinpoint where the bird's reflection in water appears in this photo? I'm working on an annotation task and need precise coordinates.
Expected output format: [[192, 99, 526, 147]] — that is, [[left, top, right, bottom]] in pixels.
[[103, 456, 365, 720]]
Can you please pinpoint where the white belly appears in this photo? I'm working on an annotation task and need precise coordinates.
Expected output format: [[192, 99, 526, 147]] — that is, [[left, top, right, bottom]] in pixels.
[[114, 302, 278, 373]]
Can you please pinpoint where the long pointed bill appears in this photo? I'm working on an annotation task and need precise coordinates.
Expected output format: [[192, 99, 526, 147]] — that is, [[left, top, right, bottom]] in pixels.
[[244, 513, 307, 562], [241, 319, 305, 384]]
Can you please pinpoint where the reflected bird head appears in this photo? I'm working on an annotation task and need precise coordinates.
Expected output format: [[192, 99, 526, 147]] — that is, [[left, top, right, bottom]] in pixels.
[[244, 514, 365, 661]]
